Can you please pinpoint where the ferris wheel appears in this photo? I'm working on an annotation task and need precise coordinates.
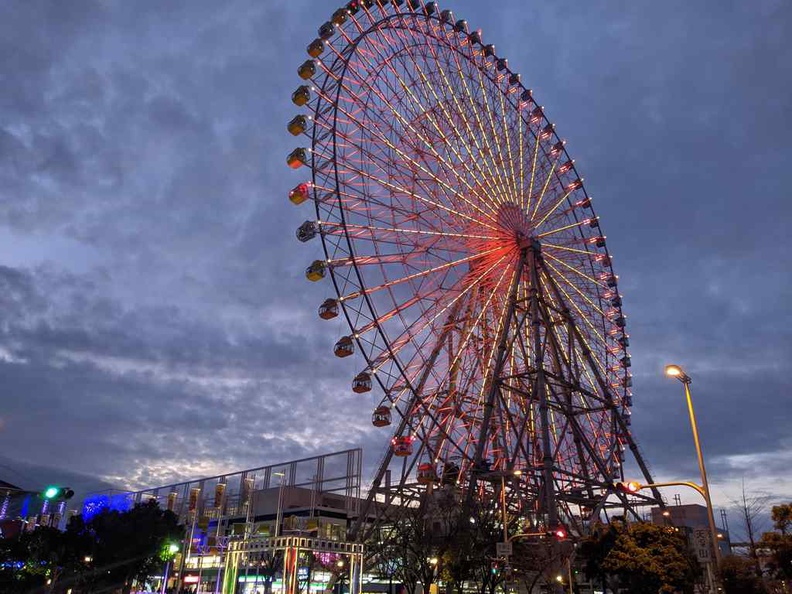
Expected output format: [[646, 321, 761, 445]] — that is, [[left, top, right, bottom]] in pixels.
[[286, 0, 658, 535]]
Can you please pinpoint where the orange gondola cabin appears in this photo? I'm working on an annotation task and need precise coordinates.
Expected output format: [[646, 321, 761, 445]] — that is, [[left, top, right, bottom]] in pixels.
[[318, 298, 339, 320], [334, 336, 354, 358], [352, 372, 372, 393], [417, 463, 437, 485], [372, 406, 391, 427]]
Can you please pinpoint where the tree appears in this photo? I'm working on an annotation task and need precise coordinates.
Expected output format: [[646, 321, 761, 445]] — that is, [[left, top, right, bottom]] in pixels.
[[579, 521, 700, 593], [579, 521, 619, 592], [68, 499, 183, 594], [719, 555, 767, 594], [759, 502, 792, 584], [771, 503, 791, 536], [732, 481, 771, 574]]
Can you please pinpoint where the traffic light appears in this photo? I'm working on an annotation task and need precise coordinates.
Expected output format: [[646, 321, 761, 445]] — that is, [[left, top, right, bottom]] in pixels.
[[42, 486, 74, 501], [160, 541, 180, 561], [490, 560, 500, 575], [549, 526, 567, 541], [614, 481, 641, 494]]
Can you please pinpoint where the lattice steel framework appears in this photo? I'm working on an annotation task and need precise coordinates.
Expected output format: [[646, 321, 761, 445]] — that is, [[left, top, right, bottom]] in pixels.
[[287, 0, 660, 541]]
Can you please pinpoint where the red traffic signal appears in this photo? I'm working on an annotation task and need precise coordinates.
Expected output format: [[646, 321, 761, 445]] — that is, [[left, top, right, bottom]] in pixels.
[[549, 526, 567, 540], [614, 481, 641, 494]]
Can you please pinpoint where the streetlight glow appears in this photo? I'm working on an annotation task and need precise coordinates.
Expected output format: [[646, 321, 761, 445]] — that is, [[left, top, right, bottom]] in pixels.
[[665, 364, 691, 384]]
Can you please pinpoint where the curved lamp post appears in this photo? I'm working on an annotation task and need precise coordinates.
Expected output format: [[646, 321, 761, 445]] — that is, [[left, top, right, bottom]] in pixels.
[[665, 364, 722, 590]]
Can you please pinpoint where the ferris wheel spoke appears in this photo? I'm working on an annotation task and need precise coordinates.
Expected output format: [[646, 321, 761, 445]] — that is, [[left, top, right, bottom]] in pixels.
[[440, 23, 521, 205], [314, 69, 472, 218], [542, 260, 609, 320], [322, 220, 498, 243], [364, 251, 513, 377], [332, 142, 500, 232], [352, 35, 506, 207], [539, 274, 611, 379], [429, 42, 517, 207], [542, 251, 607, 290], [339, 244, 503, 302], [370, 17, 506, 198], [529, 157, 564, 222], [412, 38, 512, 208], [333, 120, 500, 233], [334, 39, 503, 221]]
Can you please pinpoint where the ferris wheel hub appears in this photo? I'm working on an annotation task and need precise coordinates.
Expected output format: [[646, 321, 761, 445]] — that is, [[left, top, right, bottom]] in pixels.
[[495, 201, 540, 252]]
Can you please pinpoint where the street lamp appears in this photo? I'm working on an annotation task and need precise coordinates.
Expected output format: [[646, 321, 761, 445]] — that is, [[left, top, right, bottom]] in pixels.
[[664, 365, 722, 579]]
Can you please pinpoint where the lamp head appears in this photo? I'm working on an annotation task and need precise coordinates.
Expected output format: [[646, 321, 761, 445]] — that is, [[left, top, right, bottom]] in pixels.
[[664, 364, 691, 384]]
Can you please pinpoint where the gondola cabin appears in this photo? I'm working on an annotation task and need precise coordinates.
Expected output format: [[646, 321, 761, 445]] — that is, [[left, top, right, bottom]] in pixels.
[[318, 22, 335, 40], [292, 85, 311, 107], [298, 60, 316, 80], [289, 182, 311, 205], [352, 372, 372, 393], [372, 406, 391, 427], [307, 39, 324, 58], [296, 220, 318, 243], [288, 115, 307, 136], [334, 336, 354, 358], [305, 260, 326, 282], [331, 8, 347, 25], [318, 298, 339, 320], [392, 436, 413, 457], [441, 462, 459, 485], [417, 463, 437, 485], [287, 148, 308, 169]]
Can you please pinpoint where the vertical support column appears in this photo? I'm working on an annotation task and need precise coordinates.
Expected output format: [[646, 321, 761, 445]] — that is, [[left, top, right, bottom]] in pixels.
[[467, 248, 527, 504], [527, 241, 557, 531], [528, 241, 563, 594], [349, 552, 363, 594]]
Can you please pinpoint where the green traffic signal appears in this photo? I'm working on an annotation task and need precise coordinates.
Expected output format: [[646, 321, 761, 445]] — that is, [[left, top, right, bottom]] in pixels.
[[42, 486, 75, 500], [160, 541, 180, 561]]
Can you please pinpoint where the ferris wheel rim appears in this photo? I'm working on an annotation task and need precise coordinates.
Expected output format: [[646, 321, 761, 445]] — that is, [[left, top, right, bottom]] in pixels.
[[292, 1, 633, 490], [314, 11, 624, 405]]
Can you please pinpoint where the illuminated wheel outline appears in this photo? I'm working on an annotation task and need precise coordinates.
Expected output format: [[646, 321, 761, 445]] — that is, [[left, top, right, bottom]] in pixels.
[[288, 1, 657, 535]]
